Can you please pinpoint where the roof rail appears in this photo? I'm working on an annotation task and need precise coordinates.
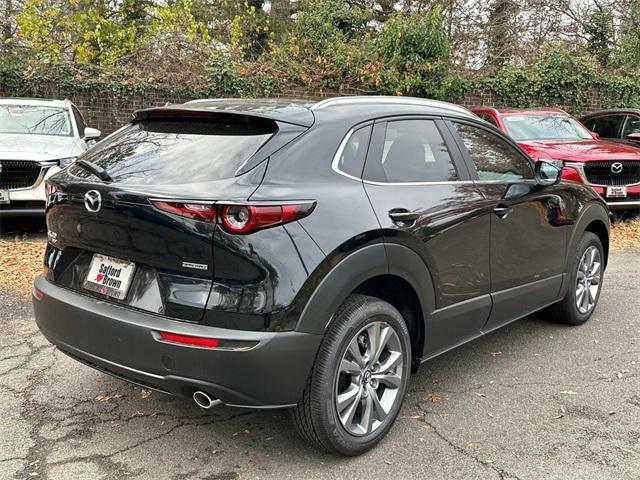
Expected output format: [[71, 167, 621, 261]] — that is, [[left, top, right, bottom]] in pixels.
[[310, 95, 473, 115]]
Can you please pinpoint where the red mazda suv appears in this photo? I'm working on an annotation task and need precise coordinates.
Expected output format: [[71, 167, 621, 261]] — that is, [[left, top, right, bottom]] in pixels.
[[473, 107, 640, 210]]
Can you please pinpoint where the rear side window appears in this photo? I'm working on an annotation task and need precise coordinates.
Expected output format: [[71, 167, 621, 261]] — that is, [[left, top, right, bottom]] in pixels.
[[337, 125, 371, 178], [364, 119, 458, 183], [453, 122, 533, 181], [69, 116, 276, 184]]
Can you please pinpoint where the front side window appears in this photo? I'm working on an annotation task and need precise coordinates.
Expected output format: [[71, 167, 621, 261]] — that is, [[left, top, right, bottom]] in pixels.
[[0, 104, 73, 137], [364, 119, 458, 183], [501, 114, 592, 141], [72, 106, 86, 138], [590, 115, 626, 138], [453, 122, 533, 181], [622, 115, 640, 138]]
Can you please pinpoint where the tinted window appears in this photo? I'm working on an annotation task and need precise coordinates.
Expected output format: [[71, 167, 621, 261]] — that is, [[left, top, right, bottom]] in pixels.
[[590, 115, 625, 138], [364, 119, 458, 183], [337, 125, 371, 178], [72, 106, 86, 138], [0, 104, 73, 137], [622, 115, 640, 138], [69, 118, 275, 185], [582, 117, 597, 131], [453, 123, 533, 181]]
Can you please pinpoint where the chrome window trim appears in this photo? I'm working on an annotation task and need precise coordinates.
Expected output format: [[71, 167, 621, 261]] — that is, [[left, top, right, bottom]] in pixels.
[[332, 127, 533, 186], [331, 127, 363, 182]]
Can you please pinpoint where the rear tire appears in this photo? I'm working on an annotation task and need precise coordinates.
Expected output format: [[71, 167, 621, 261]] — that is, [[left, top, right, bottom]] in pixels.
[[546, 232, 604, 325], [291, 294, 411, 456]]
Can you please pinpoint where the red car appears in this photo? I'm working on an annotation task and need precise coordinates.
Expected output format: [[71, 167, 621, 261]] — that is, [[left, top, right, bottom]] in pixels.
[[473, 107, 640, 210]]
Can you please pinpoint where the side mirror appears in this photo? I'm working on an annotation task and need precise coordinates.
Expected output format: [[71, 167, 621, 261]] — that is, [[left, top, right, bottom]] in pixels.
[[535, 160, 561, 186], [84, 127, 102, 141], [626, 132, 640, 143]]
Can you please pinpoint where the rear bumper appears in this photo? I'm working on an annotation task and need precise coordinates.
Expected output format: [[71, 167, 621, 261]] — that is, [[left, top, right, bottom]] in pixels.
[[33, 275, 321, 408]]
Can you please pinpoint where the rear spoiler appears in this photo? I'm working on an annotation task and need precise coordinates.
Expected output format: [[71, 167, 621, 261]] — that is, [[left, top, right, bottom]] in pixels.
[[133, 104, 315, 128]]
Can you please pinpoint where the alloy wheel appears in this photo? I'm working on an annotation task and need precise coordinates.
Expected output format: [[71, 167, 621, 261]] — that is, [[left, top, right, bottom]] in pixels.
[[575, 245, 601, 314], [334, 321, 404, 436]]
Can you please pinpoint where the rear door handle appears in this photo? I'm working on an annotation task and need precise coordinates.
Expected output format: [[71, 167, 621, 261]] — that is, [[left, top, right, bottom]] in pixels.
[[389, 209, 420, 225], [492, 205, 511, 219]]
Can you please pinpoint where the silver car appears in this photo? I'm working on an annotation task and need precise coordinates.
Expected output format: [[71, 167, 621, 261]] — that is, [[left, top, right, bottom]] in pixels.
[[0, 98, 101, 217]]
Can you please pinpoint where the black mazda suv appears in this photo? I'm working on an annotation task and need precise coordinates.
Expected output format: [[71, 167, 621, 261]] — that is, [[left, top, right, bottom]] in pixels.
[[34, 97, 610, 455]]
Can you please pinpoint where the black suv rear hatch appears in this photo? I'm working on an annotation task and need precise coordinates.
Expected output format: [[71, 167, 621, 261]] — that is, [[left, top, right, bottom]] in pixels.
[[44, 109, 306, 321]]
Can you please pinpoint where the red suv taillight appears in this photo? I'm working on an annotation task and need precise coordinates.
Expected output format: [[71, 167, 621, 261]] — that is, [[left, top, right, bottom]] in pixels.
[[150, 200, 315, 234]]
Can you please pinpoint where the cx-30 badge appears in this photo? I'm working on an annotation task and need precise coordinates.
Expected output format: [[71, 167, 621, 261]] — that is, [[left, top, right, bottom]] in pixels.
[[611, 162, 623, 174], [84, 190, 102, 213]]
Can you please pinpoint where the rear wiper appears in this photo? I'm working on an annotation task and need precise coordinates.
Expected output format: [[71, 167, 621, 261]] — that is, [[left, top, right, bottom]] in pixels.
[[76, 159, 113, 182]]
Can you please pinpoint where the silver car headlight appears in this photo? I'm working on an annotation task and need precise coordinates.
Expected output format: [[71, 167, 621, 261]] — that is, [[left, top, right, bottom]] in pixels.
[[57, 157, 77, 168]]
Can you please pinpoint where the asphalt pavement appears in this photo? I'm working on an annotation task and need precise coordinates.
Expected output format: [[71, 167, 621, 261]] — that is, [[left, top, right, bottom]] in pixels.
[[0, 250, 639, 480]]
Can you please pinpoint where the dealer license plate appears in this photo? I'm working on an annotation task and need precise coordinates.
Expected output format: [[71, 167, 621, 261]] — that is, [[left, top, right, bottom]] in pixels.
[[83, 254, 136, 300], [606, 186, 627, 198]]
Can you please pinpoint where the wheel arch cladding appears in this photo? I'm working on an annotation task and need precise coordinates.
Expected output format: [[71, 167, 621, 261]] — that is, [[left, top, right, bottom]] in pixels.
[[569, 202, 610, 271], [295, 242, 434, 362]]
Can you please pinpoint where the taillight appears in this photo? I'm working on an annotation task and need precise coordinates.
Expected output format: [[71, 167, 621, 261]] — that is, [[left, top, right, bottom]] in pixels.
[[158, 331, 219, 348], [150, 200, 217, 222], [151, 199, 316, 234], [220, 203, 314, 234]]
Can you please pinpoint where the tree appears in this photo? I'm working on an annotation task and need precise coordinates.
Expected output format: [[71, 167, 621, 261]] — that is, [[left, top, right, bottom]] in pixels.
[[486, 0, 519, 70]]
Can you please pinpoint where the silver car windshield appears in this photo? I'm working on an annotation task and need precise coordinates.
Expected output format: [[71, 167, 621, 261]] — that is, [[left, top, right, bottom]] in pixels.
[[0, 104, 73, 137]]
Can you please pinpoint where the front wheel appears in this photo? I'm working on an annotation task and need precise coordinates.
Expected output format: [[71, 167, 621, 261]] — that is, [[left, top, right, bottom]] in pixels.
[[292, 294, 411, 456], [547, 232, 604, 325]]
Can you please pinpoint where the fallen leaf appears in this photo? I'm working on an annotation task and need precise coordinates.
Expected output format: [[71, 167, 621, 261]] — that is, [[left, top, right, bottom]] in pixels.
[[560, 390, 577, 395], [211, 448, 223, 455], [140, 389, 152, 399], [474, 392, 486, 398], [483, 459, 494, 464], [95, 392, 123, 402], [491, 351, 502, 356], [384, 460, 393, 465], [401, 415, 423, 420], [592, 339, 599, 344], [425, 393, 441, 402], [233, 428, 250, 436]]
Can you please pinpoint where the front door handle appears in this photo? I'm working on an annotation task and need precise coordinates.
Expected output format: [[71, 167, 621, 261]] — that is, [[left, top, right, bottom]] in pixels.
[[492, 205, 511, 219], [389, 209, 420, 225]]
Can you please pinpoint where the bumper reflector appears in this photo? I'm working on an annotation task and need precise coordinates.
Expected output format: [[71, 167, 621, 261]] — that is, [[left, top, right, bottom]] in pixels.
[[158, 331, 219, 348]]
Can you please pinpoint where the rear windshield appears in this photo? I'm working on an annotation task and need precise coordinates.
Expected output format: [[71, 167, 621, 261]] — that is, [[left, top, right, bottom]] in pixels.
[[68, 117, 276, 184]]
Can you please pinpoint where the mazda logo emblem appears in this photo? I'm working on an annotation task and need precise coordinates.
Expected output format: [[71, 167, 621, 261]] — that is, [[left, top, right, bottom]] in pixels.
[[84, 190, 102, 213], [611, 162, 623, 174]]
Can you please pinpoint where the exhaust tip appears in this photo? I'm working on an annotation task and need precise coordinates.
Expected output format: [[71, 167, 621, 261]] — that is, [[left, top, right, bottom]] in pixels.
[[193, 390, 222, 409]]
